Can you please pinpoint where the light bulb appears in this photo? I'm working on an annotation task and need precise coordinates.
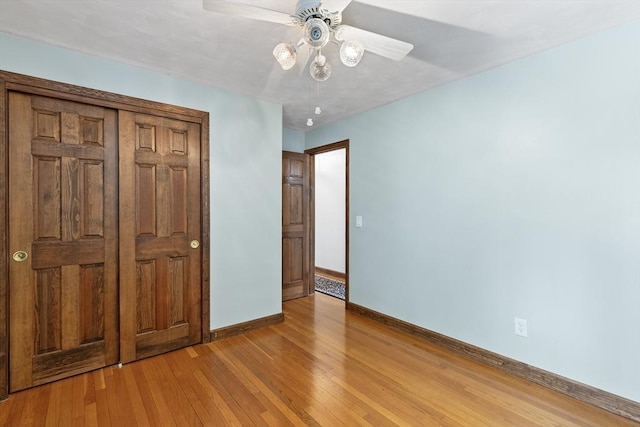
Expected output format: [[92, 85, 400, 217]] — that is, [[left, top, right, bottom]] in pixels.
[[310, 54, 332, 82], [315, 106, 322, 115], [273, 43, 296, 70], [339, 40, 364, 67], [307, 118, 314, 126]]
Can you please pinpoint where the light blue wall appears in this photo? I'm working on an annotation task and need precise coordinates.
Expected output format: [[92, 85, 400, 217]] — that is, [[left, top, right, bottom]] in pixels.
[[283, 127, 305, 153], [0, 33, 283, 330], [306, 22, 640, 401]]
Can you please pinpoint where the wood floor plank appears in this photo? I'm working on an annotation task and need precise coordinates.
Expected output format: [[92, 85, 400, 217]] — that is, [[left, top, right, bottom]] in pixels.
[[2, 391, 27, 426], [120, 364, 152, 427], [194, 344, 264, 426], [83, 402, 98, 427], [136, 358, 180, 426], [127, 362, 164, 426], [44, 380, 62, 427], [0, 293, 637, 426], [104, 365, 140, 426], [0, 396, 12, 426], [17, 382, 49, 427], [239, 330, 391, 425], [93, 370, 111, 427], [213, 345, 308, 425], [218, 335, 335, 426], [147, 355, 203, 427], [162, 350, 218, 427], [191, 367, 246, 425], [93, 388, 111, 427]]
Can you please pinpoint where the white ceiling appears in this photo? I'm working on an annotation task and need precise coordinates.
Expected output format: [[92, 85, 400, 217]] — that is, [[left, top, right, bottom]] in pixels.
[[1, 1, 638, 131]]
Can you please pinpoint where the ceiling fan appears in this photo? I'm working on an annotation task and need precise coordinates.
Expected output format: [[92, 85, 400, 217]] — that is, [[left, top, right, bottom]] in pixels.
[[202, 0, 414, 82]]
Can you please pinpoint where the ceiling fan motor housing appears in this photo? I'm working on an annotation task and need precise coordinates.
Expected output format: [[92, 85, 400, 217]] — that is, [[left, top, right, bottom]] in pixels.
[[304, 18, 331, 48], [294, 1, 342, 28]]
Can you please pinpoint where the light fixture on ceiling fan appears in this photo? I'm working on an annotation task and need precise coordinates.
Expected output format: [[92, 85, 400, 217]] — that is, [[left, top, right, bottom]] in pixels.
[[203, 0, 414, 82], [272, 13, 362, 81]]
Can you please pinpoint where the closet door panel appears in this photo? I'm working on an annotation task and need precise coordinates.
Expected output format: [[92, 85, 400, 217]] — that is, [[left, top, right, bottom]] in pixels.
[[8, 92, 118, 391], [119, 111, 202, 363]]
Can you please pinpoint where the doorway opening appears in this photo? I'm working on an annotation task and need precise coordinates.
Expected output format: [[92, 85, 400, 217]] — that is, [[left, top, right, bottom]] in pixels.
[[306, 140, 349, 303]]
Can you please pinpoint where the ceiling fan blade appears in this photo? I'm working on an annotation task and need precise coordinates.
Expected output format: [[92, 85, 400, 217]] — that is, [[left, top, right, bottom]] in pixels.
[[320, 0, 353, 13], [335, 25, 413, 61], [203, 0, 295, 25]]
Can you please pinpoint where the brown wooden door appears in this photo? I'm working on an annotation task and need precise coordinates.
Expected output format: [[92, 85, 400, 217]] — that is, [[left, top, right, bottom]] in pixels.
[[119, 111, 202, 363], [282, 151, 310, 300], [8, 92, 119, 391]]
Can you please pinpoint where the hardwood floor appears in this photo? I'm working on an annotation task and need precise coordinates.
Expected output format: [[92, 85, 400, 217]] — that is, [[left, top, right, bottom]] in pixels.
[[0, 293, 635, 426]]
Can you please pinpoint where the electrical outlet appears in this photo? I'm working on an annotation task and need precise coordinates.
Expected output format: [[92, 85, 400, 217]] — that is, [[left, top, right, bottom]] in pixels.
[[514, 317, 528, 337]]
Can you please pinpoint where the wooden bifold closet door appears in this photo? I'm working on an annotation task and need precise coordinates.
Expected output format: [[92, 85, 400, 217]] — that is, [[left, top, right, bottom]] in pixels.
[[7, 90, 203, 392], [8, 93, 119, 391], [119, 111, 202, 363]]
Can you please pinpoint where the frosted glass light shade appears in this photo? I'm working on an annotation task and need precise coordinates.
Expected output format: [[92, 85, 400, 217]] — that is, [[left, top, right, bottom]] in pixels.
[[339, 40, 364, 67], [309, 54, 332, 81], [273, 43, 296, 70], [303, 18, 330, 49]]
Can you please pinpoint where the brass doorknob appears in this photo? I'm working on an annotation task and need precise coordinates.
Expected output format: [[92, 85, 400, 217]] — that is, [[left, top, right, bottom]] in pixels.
[[190, 240, 200, 249], [12, 251, 28, 262]]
